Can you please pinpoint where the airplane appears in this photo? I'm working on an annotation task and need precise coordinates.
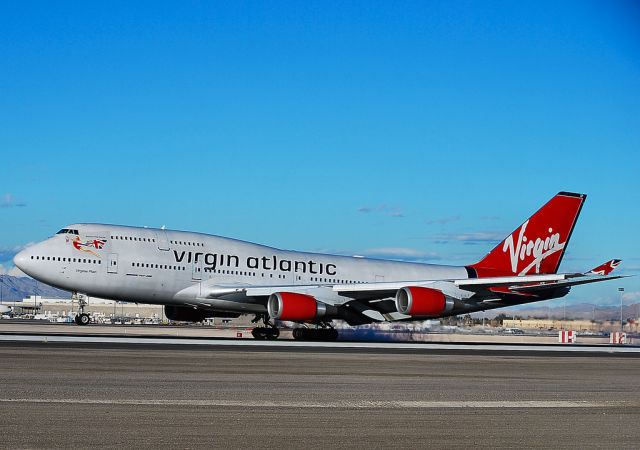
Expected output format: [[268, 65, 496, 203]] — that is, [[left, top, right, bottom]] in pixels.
[[13, 191, 624, 340]]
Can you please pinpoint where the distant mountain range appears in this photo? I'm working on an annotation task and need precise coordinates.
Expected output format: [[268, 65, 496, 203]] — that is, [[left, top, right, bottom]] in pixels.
[[0, 275, 70, 301]]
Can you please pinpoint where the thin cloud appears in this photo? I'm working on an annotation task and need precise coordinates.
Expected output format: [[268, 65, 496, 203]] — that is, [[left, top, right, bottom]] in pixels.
[[559, 255, 593, 262], [622, 265, 640, 273], [357, 203, 404, 218], [622, 291, 640, 302], [431, 231, 505, 245], [0, 242, 35, 263], [0, 264, 27, 277], [315, 247, 441, 262], [424, 215, 461, 225], [358, 247, 441, 262], [0, 248, 22, 262], [0, 193, 26, 208]]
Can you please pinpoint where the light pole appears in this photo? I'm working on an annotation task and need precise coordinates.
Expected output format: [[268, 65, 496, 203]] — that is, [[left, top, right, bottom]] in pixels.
[[619, 287, 625, 331]]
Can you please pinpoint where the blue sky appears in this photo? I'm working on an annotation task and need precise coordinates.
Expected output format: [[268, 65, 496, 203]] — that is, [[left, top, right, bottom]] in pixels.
[[1, 1, 638, 305]]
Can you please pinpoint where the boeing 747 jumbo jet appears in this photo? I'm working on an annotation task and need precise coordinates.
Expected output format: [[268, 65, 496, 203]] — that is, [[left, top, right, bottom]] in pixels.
[[13, 192, 623, 340]]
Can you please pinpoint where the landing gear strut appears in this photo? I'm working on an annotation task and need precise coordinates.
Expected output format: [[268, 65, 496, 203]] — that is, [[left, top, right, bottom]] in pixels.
[[250, 314, 280, 340], [292, 324, 338, 341], [73, 293, 91, 326]]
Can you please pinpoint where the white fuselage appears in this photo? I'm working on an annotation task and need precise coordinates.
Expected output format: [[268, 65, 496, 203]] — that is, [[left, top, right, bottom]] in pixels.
[[14, 223, 468, 315]]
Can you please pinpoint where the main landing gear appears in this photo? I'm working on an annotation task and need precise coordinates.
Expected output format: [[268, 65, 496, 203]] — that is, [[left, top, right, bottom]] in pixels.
[[249, 316, 339, 341], [251, 327, 280, 340], [72, 293, 91, 326], [292, 324, 338, 341], [251, 314, 280, 340]]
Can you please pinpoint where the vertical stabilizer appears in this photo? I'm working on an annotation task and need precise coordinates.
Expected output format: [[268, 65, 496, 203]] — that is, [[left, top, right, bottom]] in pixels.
[[468, 192, 586, 277]]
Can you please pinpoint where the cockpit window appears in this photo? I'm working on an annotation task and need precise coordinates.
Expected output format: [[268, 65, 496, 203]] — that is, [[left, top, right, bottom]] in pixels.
[[56, 229, 79, 235]]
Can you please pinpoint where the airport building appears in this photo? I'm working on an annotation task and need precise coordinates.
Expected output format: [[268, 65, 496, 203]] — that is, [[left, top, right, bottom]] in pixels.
[[503, 319, 599, 331], [2, 295, 254, 326], [501, 318, 640, 333]]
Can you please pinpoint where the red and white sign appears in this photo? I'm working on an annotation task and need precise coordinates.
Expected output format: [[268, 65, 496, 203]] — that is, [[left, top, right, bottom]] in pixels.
[[558, 330, 576, 344], [609, 332, 627, 345]]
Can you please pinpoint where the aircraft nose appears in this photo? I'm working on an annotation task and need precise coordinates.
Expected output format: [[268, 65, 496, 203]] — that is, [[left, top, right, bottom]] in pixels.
[[13, 249, 30, 273]]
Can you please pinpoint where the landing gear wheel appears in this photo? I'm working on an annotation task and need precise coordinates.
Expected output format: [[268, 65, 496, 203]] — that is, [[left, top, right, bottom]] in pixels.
[[266, 327, 280, 340], [292, 327, 338, 341], [325, 328, 338, 341], [251, 328, 266, 339], [76, 313, 91, 326], [251, 327, 280, 340], [250, 314, 280, 340]]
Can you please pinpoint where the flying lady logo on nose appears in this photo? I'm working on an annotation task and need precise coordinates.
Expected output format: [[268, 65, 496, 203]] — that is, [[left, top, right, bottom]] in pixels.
[[67, 236, 106, 257]]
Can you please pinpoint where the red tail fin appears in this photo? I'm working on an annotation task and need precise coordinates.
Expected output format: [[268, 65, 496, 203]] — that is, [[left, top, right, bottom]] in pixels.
[[468, 192, 586, 277]]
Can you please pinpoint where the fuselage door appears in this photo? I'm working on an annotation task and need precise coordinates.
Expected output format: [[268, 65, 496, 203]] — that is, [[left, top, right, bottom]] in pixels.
[[108, 253, 118, 274], [155, 230, 170, 251], [192, 255, 203, 281]]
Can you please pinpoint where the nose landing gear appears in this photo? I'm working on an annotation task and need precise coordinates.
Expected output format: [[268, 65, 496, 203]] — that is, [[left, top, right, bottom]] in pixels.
[[74, 313, 91, 325], [72, 293, 91, 326]]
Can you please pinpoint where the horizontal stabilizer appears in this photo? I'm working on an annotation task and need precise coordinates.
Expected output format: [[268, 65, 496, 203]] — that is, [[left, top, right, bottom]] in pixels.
[[587, 259, 622, 276]]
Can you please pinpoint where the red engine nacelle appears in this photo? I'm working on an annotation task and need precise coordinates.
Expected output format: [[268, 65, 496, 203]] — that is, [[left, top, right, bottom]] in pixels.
[[268, 292, 327, 321], [395, 286, 454, 317]]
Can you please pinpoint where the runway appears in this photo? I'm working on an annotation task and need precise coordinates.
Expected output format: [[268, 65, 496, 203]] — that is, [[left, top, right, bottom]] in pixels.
[[1, 341, 639, 448], [1, 332, 639, 354]]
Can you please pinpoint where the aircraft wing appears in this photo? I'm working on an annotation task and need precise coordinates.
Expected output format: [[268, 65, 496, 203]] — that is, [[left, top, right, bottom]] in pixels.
[[332, 272, 627, 302], [333, 273, 568, 299], [179, 260, 625, 324], [191, 270, 624, 304]]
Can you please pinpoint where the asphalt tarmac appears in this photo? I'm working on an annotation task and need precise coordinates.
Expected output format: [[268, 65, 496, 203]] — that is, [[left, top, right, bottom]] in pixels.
[[0, 341, 638, 449]]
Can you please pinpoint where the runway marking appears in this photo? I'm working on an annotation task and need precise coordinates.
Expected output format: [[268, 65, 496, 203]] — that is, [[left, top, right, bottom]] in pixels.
[[0, 398, 624, 409], [1, 334, 639, 353]]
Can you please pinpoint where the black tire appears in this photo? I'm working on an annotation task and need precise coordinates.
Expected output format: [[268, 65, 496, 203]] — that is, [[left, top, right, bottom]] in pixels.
[[292, 328, 337, 341], [78, 313, 90, 326], [324, 328, 339, 341], [265, 328, 280, 340], [251, 328, 267, 340], [74, 315, 81, 325]]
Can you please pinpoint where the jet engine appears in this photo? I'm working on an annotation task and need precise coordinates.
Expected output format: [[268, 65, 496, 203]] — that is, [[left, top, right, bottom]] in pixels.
[[267, 292, 336, 322], [395, 286, 455, 317], [164, 305, 240, 322]]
